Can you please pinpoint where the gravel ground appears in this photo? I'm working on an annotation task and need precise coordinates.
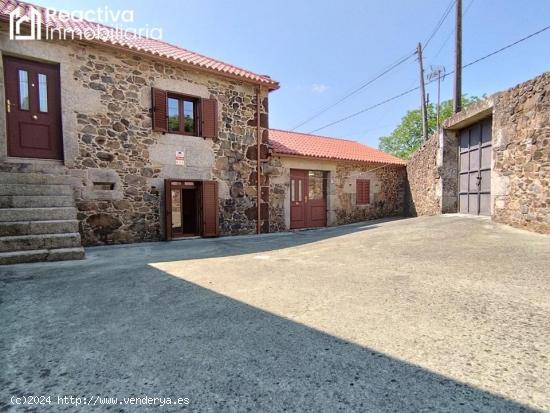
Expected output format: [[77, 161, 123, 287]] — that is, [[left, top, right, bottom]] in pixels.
[[1, 215, 549, 412]]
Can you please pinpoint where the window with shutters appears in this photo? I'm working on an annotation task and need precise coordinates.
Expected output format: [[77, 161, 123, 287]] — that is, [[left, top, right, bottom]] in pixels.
[[356, 179, 370, 205], [167, 93, 199, 136], [152, 88, 218, 139]]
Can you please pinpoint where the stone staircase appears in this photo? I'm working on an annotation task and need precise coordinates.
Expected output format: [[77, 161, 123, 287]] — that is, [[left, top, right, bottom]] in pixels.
[[0, 171, 85, 265]]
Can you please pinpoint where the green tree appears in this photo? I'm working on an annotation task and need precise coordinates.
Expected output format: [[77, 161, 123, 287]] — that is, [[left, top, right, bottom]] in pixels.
[[378, 96, 480, 159]]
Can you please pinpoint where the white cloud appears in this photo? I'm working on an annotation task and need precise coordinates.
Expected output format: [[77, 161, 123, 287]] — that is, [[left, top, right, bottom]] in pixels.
[[311, 83, 329, 94]]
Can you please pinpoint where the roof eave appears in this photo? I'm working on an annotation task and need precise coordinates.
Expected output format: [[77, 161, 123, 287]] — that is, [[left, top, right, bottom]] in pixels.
[[271, 151, 406, 166]]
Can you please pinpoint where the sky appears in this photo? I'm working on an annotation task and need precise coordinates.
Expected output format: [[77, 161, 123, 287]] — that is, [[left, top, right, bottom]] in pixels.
[[32, 0, 550, 148]]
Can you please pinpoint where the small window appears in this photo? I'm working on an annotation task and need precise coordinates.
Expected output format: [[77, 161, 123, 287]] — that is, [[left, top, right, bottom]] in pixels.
[[308, 171, 325, 200], [168, 97, 180, 132], [38, 73, 48, 112], [18, 70, 29, 110], [93, 182, 115, 190], [356, 179, 370, 205], [167, 93, 199, 136]]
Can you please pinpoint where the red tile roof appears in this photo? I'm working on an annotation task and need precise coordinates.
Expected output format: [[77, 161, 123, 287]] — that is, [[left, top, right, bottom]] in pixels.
[[0, 0, 279, 89], [269, 129, 406, 165]]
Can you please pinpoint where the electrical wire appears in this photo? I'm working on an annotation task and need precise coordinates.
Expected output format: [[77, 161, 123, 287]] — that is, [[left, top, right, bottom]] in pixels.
[[291, 0, 459, 131], [306, 25, 550, 134], [290, 51, 417, 130], [423, 0, 456, 49], [431, 0, 476, 60]]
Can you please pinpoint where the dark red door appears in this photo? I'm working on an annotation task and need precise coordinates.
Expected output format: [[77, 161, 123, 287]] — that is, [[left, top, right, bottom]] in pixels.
[[290, 169, 307, 229], [306, 170, 327, 228], [3, 56, 63, 159], [290, 169, 327, 229]]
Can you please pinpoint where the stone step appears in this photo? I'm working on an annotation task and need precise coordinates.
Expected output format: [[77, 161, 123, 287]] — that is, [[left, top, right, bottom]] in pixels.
[[0, 195, 75, 208], [0, 207, 77, 222], [0, 184, 73, 196], [0, 162, 68, 175], [0, 232, 81, 253], [0, 247, 85, 265], [0, 172, 77, 185], [0, 220, 79, 236]]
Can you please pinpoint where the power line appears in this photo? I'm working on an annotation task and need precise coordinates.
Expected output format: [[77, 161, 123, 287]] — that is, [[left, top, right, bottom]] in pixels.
[[431, 0, 475, 60], [291, 0, 461, 131], [290, 51, 416, 130], [307, 25, 550, 134], [424, 0, 456, 49], [292, 0, 456, 131], [461, 25, 549, 69]]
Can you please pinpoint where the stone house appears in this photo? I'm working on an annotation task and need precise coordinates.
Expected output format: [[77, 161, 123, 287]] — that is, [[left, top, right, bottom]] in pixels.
[[0, 1, 408, 264], [0, 1, 277, 264], [267, 129, 406, 231], [406, 72, 549, 234]]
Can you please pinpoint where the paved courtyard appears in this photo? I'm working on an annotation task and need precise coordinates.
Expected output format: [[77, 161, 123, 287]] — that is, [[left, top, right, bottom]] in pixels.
[[1, 215, 549, 412]]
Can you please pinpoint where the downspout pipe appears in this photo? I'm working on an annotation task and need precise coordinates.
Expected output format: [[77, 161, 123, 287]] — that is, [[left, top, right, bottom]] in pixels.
[[256, 87, 261, 234]]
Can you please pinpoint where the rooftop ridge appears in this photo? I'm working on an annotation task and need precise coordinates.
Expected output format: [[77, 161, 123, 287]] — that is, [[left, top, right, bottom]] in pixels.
[[269, 128, 357, 143]]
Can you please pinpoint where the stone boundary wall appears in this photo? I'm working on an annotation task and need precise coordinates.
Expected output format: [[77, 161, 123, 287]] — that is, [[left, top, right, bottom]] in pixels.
[[491, 72, 549, 233], [405, 133, 440, 216], [407, 72, 549, 234]]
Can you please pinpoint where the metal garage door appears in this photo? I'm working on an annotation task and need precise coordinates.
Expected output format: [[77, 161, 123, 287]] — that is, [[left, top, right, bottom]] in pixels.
[[459, 118, 492, 215]]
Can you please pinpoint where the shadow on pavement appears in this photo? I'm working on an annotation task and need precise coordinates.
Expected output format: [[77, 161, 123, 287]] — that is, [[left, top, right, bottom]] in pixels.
[[0, 249, 537, 412]]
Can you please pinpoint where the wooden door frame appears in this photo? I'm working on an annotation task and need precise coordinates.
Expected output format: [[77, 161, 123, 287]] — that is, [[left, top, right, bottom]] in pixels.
[[289, 169, 328, 229], [164, 179, 203, 241], [3, 54, 64, 160]]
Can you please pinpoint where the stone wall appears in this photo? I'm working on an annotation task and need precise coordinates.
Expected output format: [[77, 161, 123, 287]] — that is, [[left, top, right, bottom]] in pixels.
[[491, 72, 549, 233], [407, 72, 549, 234], [0, 29, 270, 245], [405, 133, 440, 216], [334, 162, 405, 224], [267, 155, 406, 230]]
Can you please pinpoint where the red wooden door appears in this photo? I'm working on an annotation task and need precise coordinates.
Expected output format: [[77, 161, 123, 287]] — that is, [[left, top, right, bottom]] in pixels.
[[290, 169, 307, 229], [3, 56, 63, 159], [290, 170, 327, 229], [201, 180, 219, 237], [306, 170, 327, 228]]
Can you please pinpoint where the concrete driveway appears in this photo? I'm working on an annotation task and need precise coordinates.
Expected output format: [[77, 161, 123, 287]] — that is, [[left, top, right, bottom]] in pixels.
[[1, 215, 549, 412]]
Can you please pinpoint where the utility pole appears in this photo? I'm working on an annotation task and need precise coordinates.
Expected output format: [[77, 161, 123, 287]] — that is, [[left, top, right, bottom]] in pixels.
[[453, 0, 462, 113], [417, 42, 428, 141], [428, 66, 446, 131]]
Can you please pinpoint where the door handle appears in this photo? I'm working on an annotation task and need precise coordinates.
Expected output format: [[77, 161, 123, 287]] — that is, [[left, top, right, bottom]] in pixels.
[[32, 114, 38, 120], [6, 99, 11, 113]]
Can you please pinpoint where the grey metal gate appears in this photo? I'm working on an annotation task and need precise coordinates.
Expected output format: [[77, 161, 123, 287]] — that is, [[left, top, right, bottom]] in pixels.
[[459, 117, 492, 215]]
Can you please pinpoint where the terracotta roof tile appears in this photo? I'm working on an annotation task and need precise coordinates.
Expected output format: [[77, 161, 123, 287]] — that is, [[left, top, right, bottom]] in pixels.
[[269, 129, 406, 165], [0, 0, 279, 89]]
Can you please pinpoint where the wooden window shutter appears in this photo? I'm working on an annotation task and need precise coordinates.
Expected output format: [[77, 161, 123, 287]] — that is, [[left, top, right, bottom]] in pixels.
[[201, 180, 219, 237], [152, 87, 167, 132], [164, 179, 173, 240], [200, 98, 218, 139], [356, 179, 370, 205]]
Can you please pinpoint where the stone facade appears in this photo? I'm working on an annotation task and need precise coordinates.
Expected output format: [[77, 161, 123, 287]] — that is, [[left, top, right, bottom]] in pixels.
[[407, 72, 549, 234], [405, 133, 441, 216], [0, 29, 270, 245], [267, 156, 406, 230], [334, 162, 405, 224], [491, 73, 549, 233]]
